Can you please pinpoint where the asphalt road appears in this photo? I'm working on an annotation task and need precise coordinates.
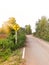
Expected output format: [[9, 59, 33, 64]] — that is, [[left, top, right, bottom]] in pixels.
[[25, 35, 49, 65]]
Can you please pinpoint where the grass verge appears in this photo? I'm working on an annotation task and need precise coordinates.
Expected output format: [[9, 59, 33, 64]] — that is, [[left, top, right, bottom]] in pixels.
[[0, 49, 25, 65]]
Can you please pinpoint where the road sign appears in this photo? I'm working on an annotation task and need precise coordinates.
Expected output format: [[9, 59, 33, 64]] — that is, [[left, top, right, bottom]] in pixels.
[[13, 24, 20, 44], [13, 24, 20, 31]]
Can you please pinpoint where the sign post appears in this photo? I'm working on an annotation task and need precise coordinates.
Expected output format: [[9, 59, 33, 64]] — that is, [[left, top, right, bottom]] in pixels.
[[13, 24, 20, 44], [15, 31, 17, 43]]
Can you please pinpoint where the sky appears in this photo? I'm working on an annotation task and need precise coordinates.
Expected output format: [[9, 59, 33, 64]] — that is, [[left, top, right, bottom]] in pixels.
[[0, 0, 49, 32]]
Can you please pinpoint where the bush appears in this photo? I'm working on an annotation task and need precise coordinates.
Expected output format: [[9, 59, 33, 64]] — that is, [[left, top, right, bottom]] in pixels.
[[16, 28, 26, 48], [0, 27, 26, 61], [0, 39, 14, 50], [0, 48, 11, 61]]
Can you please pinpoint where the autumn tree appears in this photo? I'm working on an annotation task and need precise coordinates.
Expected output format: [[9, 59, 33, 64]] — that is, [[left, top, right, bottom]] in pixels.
[[2, 17, 18, 34], [2, 23, 10, 34], [0, 28, 2, 33]]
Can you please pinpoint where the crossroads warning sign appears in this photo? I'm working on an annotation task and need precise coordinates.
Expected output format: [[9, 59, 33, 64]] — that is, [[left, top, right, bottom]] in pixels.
[[13, 24, 20, 31]]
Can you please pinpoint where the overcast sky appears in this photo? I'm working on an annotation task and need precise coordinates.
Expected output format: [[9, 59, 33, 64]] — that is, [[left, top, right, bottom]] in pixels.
[[0, 0, 49, 32]]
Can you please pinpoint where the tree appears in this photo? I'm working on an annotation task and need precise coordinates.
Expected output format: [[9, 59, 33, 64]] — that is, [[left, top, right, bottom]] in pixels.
[[2, 17, 20, 34], [25, 25, 32, 34], [8, 17, 16, 24], [36, 16, 49, 41], [0, 28, 2, 33], [2, 23, 10, 34]]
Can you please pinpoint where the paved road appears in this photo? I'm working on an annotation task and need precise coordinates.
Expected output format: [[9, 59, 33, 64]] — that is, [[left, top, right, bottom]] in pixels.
[[25, 35, 49, 65]]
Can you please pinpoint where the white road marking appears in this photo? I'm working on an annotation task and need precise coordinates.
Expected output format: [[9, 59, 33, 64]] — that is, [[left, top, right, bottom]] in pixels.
[[22, 47, 25, 59]]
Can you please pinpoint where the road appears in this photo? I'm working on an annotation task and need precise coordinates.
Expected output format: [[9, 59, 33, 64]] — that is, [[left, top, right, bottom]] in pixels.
[[25, 35, 49, 65]]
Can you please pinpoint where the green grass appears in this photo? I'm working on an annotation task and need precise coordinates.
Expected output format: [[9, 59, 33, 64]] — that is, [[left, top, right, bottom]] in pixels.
[[0, 49, 23, 65]]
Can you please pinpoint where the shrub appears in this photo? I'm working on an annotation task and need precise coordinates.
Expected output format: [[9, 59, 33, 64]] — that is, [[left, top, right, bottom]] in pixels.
[[0, 48, 11, 61], [17, 28, 26, 48], [0, 27, 26, 61]]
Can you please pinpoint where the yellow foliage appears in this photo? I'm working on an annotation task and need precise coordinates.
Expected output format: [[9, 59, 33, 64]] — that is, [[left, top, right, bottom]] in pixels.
[[0, 17, 20, 34], [2, 24, 10, 34], [8, 17, 16, 24], [0, 28, 2, 33]]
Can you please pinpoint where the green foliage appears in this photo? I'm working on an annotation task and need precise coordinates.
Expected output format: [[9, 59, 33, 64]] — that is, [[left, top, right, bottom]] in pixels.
[[0, 38, 14, 50], [25, 25, 32, 34], [35, 16, 49, 41], [12, 49, 22, 56], [0, 27, 26, 61], [0, 38, 14, 61], [17, 28, 26, 48], [0, 17, 26, 64], [0, 48, 11, 61]]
